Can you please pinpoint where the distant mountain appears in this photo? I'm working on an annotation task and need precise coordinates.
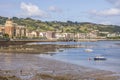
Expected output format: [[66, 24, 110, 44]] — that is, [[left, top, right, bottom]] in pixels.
[[0, 16, 120, 33]]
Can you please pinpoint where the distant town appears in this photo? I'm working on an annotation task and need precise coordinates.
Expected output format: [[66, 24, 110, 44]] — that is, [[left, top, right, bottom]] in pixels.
[[0, 17, 120, 41]]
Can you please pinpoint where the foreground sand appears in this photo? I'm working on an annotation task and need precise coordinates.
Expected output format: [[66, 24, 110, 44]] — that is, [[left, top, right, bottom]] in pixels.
[[0, 55, 120, 80]]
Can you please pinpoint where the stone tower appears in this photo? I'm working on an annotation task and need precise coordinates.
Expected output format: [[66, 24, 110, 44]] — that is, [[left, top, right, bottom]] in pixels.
[[5, 18, 15, 38]]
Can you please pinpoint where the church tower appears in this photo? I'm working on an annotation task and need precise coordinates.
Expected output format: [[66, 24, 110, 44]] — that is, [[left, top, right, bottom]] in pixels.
[[5, 18, 15, 38]]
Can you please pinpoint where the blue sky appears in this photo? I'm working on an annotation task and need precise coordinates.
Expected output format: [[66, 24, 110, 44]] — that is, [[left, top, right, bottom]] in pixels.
[[0, 0, 120, 25]]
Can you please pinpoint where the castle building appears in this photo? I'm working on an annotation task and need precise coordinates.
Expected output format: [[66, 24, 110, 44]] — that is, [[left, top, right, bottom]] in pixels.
[[0, 19, 26, 38]]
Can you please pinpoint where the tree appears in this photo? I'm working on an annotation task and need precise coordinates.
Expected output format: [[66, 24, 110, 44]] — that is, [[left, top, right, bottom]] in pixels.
[[3, 33, 9, 38], [2, 33, 10, 40]]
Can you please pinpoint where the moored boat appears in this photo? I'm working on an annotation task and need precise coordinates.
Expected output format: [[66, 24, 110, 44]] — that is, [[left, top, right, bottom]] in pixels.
[[94, 56, 106, 60], [85, 48, 93, 52]]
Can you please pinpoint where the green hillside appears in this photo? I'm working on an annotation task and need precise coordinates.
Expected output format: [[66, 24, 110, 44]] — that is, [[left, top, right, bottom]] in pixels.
[[0, 16, 120, 33]]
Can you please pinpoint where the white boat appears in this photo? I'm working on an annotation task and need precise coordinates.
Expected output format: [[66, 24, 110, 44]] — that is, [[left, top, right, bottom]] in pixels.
[[94, 56, 106, 60], [85, 48, 93, 52], [58, 49, 64, 52]]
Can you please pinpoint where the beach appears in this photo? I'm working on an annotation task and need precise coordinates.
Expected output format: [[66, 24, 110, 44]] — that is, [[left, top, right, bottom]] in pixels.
[[0, 41, 120, 80], [0, 52, 120, 80]]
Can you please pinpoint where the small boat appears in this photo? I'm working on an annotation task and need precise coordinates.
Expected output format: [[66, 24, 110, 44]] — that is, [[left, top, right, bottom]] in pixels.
[[85, 48, 93, 52], [94, 56, 106, 60], [58, 49, 64, 52]]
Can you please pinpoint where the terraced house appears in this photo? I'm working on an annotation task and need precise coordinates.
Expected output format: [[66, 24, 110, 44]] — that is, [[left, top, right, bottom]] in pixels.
[[0, 19, 26, 38]]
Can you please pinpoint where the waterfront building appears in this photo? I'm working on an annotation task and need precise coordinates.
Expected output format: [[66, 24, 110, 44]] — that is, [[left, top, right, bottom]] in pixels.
[[26, 31, 39, 38], [55, 33, 74, 40], [45, 31, 56, 39], [0, 19, 26, 38], [107, 33, 120, 37], [4, 19, 15, 38]]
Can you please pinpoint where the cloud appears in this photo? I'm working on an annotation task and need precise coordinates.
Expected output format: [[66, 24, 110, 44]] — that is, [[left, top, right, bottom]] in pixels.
[[105, 0, 120, 7], [20, 2, 48, 18], [48, 6, 62, 13], [90, 8, 120, 16]]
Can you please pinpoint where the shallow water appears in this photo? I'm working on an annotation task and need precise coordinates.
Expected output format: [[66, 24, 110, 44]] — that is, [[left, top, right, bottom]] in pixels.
[[37, 41, 120, 73]]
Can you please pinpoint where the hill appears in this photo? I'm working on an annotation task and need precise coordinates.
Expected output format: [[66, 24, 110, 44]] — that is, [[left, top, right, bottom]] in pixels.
[[0, 16, 120, 33]]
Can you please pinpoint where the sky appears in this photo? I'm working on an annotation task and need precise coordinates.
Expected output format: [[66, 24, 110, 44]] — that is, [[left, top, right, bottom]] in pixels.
[[0, 0, 120, 25]]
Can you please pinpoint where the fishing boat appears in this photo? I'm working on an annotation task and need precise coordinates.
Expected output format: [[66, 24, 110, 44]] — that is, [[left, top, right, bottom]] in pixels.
[[94, 56, 106, 60]]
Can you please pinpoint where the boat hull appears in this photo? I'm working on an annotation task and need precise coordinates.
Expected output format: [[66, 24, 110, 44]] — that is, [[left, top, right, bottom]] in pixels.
[[94, 58, 106, 60]]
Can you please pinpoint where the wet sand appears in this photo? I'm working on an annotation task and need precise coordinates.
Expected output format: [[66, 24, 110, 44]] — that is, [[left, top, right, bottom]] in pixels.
[[0, 44, 80, 54], [0, 53, 120, 80]]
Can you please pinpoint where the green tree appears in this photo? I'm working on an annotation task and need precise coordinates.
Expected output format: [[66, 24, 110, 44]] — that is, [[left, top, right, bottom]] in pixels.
[[3, 33, 9, 38]]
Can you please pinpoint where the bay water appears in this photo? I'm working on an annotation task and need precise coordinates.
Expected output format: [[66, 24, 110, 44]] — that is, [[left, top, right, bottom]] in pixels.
[[37, 41, 120, 73]]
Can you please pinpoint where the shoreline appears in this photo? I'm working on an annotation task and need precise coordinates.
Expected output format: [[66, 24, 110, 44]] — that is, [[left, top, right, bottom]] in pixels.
[[0, 55, 120, 80], [0, 39, 120, 45]]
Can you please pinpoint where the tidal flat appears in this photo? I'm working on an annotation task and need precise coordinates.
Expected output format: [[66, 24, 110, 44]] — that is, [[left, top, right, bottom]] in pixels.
[[0, 54, 119, 80], [0, 43, 80, 54]]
